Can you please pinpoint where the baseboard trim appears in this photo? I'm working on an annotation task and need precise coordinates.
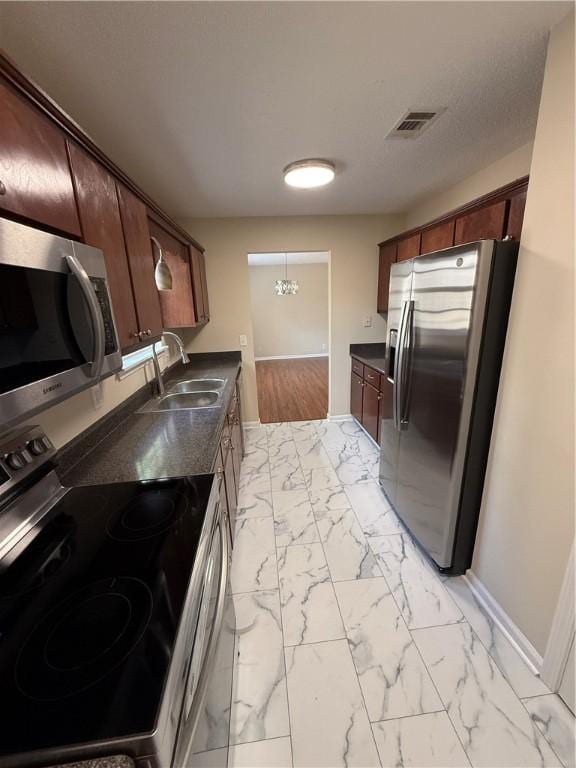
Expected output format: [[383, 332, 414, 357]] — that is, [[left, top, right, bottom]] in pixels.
[[464, 570, 543, 674], [243, 420, 261, 428], [255, 353, 329, 361], [327, 413, 352, 423]]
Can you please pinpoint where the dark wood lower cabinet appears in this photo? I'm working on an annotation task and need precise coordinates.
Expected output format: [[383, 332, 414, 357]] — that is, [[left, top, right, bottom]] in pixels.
[[362, 382, 380, 442], [351, 372, 364, 423]]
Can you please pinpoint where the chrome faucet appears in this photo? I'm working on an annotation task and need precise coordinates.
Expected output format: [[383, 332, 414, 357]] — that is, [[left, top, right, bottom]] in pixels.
[[152, 332, 190, 396]]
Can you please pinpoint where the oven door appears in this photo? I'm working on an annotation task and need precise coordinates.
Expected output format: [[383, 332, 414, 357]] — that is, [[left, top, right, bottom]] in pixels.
[[173, 502, 234, 768], [0, 219, 122, 429]]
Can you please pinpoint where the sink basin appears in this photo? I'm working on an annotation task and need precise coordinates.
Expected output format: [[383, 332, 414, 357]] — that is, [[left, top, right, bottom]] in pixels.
[[138, 391, 220, 413], [168, 378, 226, 394]]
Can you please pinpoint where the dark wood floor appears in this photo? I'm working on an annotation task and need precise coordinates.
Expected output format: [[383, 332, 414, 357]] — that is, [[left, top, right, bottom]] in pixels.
[[256, 357, 329, 423]]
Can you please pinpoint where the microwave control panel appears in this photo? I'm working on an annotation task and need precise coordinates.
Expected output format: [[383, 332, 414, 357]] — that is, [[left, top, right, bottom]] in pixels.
[[91, 277, 119, 355]]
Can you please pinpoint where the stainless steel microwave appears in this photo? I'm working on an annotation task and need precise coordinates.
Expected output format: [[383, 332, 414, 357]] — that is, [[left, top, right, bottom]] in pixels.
[[0, 218, 122, 430]]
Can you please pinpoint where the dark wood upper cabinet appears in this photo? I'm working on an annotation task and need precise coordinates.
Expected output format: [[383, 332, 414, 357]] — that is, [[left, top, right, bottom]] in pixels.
[[377, 241, 397, 313], [67, 142, 139, 349], [421, 219, 455, 254], [506, 189, 528, 241], [454, 199, 508, 245], [116, 184, 163, 342], [190, 245, 209, 324], [397, 233, 421, 262], [149, 219, 196, 329], [0, 79, 81, 236], [376, 177, 529, 314], [350, 372, 364, 423]]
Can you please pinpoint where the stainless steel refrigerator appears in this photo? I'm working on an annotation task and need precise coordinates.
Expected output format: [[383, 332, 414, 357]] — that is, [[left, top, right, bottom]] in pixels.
[[379, 239, 518, 574]]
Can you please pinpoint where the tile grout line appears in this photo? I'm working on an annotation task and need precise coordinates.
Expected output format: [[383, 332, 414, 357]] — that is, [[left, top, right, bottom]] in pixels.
[[266, 424, 295, 768], [295, 420, 384, 768], [517, 692, 569, 768]]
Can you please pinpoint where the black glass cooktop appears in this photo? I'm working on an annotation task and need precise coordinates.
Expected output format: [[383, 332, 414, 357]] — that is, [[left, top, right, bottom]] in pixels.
[[0, 474, 214, 759]]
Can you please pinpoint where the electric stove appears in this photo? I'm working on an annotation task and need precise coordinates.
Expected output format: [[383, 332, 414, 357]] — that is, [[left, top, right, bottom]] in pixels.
[[0, 425, 221, 768]]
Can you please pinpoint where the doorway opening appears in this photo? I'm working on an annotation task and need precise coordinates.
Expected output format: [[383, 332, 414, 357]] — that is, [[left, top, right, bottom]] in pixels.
[[247, 251, 330, 424]]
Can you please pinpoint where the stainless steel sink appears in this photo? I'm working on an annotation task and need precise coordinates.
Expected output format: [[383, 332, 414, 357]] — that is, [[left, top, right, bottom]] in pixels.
[[138, 391, 220, 413], [167, 378, 226, 394]]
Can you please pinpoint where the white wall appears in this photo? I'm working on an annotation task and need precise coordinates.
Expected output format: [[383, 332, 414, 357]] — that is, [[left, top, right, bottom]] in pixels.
[[178, 215, 404, 422], [404, 141, 533, 230], [469, 13, 574, 656], [249, 263, 328, 359]]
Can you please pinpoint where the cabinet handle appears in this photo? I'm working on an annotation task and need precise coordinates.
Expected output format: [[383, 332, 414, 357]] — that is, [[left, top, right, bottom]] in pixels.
[[217, 466, 224, 475], [377, 394, 383, 400], [223, 437, 231, 447], [130, 331, 140, 339], [145, 329, 152, 336], [0, 180, 6, 195]]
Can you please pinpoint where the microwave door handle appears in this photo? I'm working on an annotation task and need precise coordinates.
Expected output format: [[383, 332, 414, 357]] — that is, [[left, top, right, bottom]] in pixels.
[[64, 252, 105, 378], [182, 504, 229, 756], [394, 300, 409, 431]]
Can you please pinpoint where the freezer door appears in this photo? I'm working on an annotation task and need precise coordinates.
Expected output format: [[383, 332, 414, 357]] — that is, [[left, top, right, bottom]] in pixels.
[[395, 242, 494, 567], [379, 260, 413, 505]]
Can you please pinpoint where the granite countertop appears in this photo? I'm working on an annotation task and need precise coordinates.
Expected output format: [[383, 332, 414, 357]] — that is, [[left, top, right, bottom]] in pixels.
[[349, 343, 386, 376], [58, 352, 242, 487]]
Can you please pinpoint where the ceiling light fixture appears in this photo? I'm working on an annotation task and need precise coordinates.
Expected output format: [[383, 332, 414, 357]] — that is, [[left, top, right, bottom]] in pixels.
[[275, 252, 299, 295], [283, 159, 335, 189]]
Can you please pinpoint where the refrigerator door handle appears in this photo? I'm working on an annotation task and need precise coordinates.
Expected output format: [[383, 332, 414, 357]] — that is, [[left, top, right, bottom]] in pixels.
[[400, 300, 414, 429], [394, 299, 409, 432]]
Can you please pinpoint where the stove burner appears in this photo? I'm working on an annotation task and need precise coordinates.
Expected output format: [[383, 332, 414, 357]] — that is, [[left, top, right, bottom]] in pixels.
[[107, 489, 189, 542], [15, 577, 152, 701]]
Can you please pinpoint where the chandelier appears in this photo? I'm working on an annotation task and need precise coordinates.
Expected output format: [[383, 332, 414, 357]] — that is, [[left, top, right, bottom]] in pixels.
[[274, 252, 299, 295]]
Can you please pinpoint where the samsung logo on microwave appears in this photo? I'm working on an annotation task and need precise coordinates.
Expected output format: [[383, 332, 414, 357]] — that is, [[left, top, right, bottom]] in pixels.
[[42, 383, 63, 395]]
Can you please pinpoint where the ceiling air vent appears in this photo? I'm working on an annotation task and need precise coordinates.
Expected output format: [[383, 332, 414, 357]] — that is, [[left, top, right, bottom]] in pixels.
[[387, 108, 446, 139]]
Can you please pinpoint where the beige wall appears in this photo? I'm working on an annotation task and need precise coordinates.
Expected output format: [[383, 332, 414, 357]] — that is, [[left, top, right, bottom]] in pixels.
[[249, 263, 328, 359], [469, 13, 574, 655], [404, 141, 533, 230], [178, 215, 404, 422]]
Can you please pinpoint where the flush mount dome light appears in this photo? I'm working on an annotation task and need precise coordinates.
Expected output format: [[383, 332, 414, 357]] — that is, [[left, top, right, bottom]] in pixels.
[[283, 159, 335, 189]]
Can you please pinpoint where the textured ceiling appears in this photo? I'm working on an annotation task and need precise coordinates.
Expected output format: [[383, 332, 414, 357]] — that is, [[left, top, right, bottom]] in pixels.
[[0, 1, 570, 218]]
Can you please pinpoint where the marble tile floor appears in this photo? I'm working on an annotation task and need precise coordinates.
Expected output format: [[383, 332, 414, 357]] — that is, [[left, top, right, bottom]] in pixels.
[[195, 419, 575, 768]]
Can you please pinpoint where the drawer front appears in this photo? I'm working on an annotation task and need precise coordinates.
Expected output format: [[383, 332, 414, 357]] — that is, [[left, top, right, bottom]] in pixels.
[[364, 366, 381, 389], [351, 358, 364, 377]]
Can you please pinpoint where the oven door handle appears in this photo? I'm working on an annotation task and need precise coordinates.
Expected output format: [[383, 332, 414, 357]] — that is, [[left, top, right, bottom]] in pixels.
[[64, 251, 105, 379], [184, 505, 229, 750]]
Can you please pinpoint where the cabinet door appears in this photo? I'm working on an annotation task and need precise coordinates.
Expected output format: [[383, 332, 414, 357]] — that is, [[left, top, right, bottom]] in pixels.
[[199, 250, 210, 322], [362, 382, 379, 443], [506, 189, 527, 241], [67, 142, 139, 349], [149, 219, 196, 328], [397, 233, 421, 262], [454, 200, 507, 245], [228, 394, 242, 490], [190, 245, 210, 323], [189, 245, 206, 322], [377, 242, 397, 313], [0, 79, 81, 236], [116, 184, 163, 341], [351, 372, 364, 423], [420, 219, 455, 254]]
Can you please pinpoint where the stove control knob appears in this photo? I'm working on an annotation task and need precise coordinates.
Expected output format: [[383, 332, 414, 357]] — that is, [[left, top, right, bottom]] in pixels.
[[5, 452, 26, 471], [27, 438, 47, 456]]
